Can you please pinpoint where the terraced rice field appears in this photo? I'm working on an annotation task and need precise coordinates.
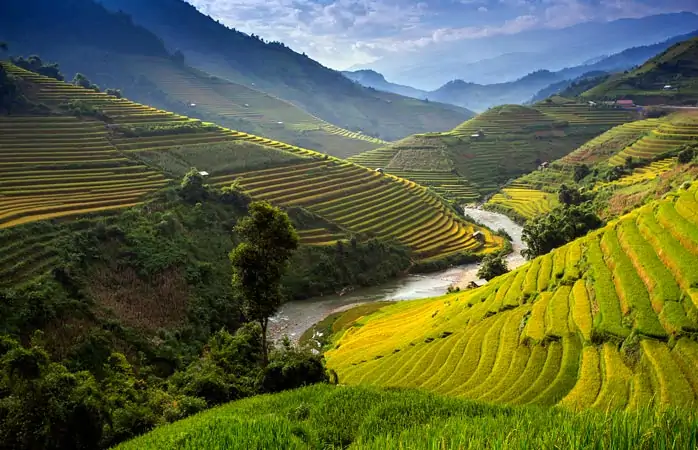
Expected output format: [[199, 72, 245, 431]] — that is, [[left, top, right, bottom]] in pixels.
[[325, 181, 698, 409], [127, 57, 385, 157], [383, 171, 480, 204], [297, 228, 347, 246], [609, 115, 698, 166], [346, 102, 635, 199], [535, 103, 634, 126], [0, 114, 168, 229], [450, 105, 559, 137], [487, 186, 560, 219], [560, 119, 659, 165], [595, 158, 678, 189], [1, 63, 502, 262], [347, 147, 399, 169], [209, 161, 502, 259]]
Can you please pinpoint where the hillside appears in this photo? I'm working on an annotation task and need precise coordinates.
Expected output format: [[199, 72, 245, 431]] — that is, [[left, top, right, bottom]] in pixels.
[[582, 37, 698, 105], [114, 383, 697, 450], [325, 180, 698, 410], [0, 0, 395, 159], [90, 0, 474, 141], [349, 103, 635, 200], [0, 62, 502, 288], [530, 30, 698, 103], [341, 70, 429, 100], [428, 70, 564, 112], [487, 110, 698, 221]]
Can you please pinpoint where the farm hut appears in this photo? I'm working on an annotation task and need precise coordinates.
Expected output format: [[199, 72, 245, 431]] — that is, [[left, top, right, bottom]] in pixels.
[[375, 168, 384, 174], [472, 231, 485, 243], [198, 171, 209, 177], [616, 99, 635, 108], [470, 130, 485, 140], [190, 103, 197, 107], [466, 281, 480, 289], [663, 85, 673, 90], [539, 161, 550, 169]]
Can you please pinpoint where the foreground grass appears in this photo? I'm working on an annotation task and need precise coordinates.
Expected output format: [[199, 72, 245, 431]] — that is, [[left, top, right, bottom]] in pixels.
[[116, 384, 697, 450]]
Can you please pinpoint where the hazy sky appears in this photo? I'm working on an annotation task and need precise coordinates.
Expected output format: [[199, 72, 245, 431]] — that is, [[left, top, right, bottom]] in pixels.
[[186, 0, 698, 69]]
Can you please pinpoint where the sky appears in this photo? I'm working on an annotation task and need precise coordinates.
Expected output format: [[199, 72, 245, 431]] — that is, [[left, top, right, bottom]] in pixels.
[[186, 0, 698, 70]]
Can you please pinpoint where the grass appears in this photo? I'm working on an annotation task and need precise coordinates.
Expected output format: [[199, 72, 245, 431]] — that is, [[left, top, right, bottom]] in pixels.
[[322, 181, 698, 410], [115, 383, 698, 450]]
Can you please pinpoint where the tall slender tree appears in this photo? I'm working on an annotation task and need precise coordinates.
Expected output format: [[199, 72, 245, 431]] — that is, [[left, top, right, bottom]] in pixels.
[[230, 201, 298, 366]]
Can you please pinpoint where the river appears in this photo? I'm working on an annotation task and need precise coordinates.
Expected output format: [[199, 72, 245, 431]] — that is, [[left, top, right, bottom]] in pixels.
[[269, 207, 526, 343]]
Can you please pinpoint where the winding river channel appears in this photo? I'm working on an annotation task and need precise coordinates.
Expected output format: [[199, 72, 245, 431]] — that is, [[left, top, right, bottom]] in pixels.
[[269, 207, 527, 342]]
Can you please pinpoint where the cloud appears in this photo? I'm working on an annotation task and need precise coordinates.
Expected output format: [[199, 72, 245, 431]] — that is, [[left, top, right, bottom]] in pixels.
[[185, 0, 698, 69]]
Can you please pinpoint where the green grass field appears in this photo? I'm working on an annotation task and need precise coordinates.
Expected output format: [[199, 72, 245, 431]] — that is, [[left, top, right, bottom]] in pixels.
[[115, 383, 698, 449], [324, 181, 698, 410]]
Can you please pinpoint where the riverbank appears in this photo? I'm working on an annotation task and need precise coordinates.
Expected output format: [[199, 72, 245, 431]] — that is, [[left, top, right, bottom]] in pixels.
[[454, 206, 527, 289], [269, 207, 526, 344]]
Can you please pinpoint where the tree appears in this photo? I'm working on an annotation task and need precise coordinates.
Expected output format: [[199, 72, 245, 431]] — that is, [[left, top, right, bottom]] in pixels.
[[558, 184, 584, 206], [230, 202, 299, 366], [72, 73, 99, 92], [105, 88, 122, 99], [477, 253, 509, 281], [522, 205, 603, 259], [179, 168, 209, 203], [573, 164, 590, 182], [0, 42, 8, 52], [678, 147, 695, 164]]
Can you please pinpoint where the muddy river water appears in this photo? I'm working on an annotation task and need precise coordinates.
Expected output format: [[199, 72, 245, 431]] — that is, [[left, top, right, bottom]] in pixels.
[[269, 207, 526, 342]]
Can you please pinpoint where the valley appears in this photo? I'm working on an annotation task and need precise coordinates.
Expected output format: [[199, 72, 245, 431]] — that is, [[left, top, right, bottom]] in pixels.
[[1, 3, 698, 450]]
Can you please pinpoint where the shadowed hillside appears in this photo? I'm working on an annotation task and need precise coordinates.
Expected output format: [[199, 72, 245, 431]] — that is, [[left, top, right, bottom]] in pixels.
[[93, 0, 475, 141]]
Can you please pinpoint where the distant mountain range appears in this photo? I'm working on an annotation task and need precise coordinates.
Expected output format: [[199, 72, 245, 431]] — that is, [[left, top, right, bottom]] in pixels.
[[0, 0, 473, 144], [343, 29, 698, 112], [351, 12, 698, 89]]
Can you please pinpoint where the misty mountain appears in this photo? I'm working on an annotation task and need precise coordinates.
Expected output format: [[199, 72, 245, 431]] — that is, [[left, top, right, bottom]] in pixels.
[[341, 70, 428, 100], [354, 12, 698, 89], [344, 29, 698, 112], [95, 0, 473, 140]]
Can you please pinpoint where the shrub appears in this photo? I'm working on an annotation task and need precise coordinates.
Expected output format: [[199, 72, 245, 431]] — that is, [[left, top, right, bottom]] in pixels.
[[477, 253, 509, 280], [262, 338, 328, 392], [522, 205, 603, 259], [678, 147, 695, 164], [105, 88, 122, 99]]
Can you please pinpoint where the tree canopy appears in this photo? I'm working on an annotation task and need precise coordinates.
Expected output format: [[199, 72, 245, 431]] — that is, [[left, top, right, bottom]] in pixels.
[[230, 201, 299, 365], [522, 205, 603, 259]]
